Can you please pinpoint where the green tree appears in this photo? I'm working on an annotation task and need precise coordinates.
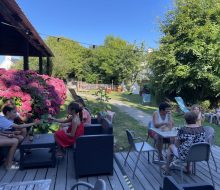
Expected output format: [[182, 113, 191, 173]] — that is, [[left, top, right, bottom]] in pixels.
[[92, 36, 146, 85], [148, 0, 220, 105]]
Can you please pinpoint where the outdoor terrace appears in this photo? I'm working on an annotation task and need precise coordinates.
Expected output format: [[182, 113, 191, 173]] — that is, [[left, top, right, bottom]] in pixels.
[[0, 146, 219, 190]]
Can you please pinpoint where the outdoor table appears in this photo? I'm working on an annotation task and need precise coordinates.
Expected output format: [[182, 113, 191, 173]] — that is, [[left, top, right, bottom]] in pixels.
[[150, 127, 178, 138], [150, 127, 178, 165], [20, 134, 56, 169]]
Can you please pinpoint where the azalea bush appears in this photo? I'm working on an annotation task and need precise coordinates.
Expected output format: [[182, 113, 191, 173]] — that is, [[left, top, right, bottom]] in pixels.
[[0, 69, 66, 121]]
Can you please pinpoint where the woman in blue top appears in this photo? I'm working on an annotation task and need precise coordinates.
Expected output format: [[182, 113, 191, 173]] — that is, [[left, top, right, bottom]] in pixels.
[[150, 102, 174, 160]]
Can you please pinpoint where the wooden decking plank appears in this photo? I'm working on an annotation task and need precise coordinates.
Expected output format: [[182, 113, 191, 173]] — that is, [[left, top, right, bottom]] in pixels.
[[10, 170, 27, 190], [148, 151, 199, 184], [115, 152, 145, 190], [18, 169, 37, 190], [33, 168, 48, 190], [66, 148, 77, 190], [98, 175, 112, 190], [196, 161, 220, 181], [108, 167, 124, 190], [0, 166, 6, 181], [54, 156, 68, 190], [87, 176, 98, 189], [194, 163, 220, 186], [138, 152, 163, 181], [77, 176, 89, 190], [34, 168, 47, 180], [11, 170, 26, 182], [0, 169, 17, 183], [125, 151, 159, 190], [122, 152, 155, 190], [45, 166, 58, 190], [112, 158, 130, 190]]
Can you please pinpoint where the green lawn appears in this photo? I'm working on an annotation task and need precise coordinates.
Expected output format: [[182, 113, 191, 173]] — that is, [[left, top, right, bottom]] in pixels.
[[108, 91, 220, 146]]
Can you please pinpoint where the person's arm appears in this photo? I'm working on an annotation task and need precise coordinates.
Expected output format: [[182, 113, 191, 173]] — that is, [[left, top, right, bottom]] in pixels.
[[168, 113, 174, 128], [11, 120, 40, 129], [153, 112, 168, 128], [0, 132, 14, 138], [48, 115, 72, 123], [66, 118, 78, 137]]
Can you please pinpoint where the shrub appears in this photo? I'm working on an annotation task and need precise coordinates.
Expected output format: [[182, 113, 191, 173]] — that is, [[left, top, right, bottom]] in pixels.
[[0, 69, 66, 119], [200, 100, 211, 112]]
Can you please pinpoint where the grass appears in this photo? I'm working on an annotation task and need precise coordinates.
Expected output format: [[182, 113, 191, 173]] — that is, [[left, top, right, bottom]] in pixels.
[[85, 99, 146, 152], [58, 90, 220, 151], [87, 90, 220, 144]]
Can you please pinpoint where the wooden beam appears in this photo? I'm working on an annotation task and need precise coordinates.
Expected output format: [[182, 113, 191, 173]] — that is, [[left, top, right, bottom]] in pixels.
[[23, 38, 29, 70], [23, 56, 29, 70], [46, 57, 50, 75], [39, 56, 43, 74]]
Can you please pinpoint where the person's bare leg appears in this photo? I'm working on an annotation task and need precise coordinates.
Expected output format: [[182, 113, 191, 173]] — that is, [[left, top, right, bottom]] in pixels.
[[15, 135, 24, 143], [162, 144, 175, 173], [0, 136, 19, 169], [155, 135, 163, 160], [20, 128, 27, 138]]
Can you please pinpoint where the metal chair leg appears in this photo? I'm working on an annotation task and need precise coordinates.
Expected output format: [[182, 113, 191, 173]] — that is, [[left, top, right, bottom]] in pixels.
[[207, 161, 215, 188], [133, 151, 142, 178], [124, 147, 131, 166], [210, 149, 217, 171], [148, 152, 150, 163], [180, 162, 184, 182]]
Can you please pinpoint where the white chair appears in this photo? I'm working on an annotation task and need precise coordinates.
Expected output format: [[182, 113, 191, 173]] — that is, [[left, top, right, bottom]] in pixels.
[[124, 129, 157, 178], [204, 126, 217, 171], [71, 179, 106, 190]]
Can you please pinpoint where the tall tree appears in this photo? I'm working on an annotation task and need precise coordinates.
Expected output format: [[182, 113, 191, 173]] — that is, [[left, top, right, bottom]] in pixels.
[[92, 36, 146, 85], [148, 0, 220, 105]]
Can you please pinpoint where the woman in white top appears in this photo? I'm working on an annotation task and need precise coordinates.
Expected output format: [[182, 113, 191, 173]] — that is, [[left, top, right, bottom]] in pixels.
[[151, 102, 174, 160]]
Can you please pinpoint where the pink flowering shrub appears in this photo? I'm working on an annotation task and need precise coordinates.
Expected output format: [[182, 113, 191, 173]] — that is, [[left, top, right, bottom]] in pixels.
[[0, 69, 66, 119]]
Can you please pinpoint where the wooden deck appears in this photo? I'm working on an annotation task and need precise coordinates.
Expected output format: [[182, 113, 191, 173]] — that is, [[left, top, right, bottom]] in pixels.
[[115, 145, 220, 190], [0, 149, 130, 190], [1, 146, 220, 190]]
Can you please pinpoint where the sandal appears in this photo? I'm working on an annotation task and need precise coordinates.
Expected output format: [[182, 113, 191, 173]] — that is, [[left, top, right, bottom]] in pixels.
[[5, 162, 19, 170], [161, 165, 170, 176]]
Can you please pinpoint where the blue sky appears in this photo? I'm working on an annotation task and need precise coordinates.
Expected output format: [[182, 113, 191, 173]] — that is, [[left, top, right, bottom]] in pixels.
[[0, 0, 173, 62]]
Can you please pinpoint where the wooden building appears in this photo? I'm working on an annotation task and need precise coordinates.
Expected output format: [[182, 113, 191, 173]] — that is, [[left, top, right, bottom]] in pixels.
[[0, 0, 53, 74]]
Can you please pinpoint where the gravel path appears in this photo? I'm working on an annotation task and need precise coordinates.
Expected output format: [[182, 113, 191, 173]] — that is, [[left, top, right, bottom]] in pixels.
[[77, 92, 152, 127]]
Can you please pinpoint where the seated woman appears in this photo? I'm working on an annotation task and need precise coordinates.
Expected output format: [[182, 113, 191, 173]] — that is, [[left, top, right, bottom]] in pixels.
[[54, 102, 84, 157], [162, 111, 206, 174], [191, 104, 204, 126], [0, 133, 19, 170], [149, 102, 174, 160], [75, 98, 91, 126]]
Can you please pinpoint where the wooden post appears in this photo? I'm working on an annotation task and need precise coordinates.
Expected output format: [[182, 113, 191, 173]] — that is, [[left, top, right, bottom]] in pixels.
[[39, 56, 43, 74], [46, 57, 50, 75], [23, 39, 29, 70]]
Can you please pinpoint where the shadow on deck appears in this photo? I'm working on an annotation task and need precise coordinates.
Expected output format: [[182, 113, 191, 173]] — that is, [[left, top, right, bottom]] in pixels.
[[115, 145, 220, 190], [1, 146, 220, 190]]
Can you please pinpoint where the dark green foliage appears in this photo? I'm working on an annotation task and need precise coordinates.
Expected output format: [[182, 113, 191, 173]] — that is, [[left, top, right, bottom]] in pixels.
[[148, 0, 220, 106], [13, 36, 147, 86]]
